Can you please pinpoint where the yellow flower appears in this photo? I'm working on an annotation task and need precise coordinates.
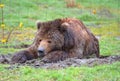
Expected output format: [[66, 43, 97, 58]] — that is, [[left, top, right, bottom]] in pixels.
[[0, 4, 4, 8], [92, 10, 96, 14], [1, 23, 5, 28], [19, 22, 23, 28], [1, 38, 7, 43]]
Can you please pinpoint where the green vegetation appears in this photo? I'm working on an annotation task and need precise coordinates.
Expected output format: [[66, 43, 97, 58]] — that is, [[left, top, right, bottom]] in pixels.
[[0, 62, 120, 81], [0, 0, 120, 81], [0, 0, 119, 26]]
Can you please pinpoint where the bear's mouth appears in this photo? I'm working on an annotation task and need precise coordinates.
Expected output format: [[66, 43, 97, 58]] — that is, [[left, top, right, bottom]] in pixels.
[[38, 51, 45, 57], [38, 47, 62, 57], [40, 50, 60, 57]]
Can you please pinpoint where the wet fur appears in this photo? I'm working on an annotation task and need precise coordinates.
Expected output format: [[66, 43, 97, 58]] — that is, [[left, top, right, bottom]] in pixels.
[[12, 18, 99, 63]]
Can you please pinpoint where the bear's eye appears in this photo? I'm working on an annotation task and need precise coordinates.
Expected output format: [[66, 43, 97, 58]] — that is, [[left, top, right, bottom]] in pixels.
[[39, 39, 42, 42], [48, 40, 52, 43]]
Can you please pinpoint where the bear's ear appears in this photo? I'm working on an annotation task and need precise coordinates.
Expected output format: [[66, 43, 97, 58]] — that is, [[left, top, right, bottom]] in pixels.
[[36, 20, 42, 29], [59, 22, 69, 32]]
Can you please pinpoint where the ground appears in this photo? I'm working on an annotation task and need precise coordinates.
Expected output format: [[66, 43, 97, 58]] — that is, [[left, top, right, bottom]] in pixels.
[[0, 54, 120, 69], [0, 0, 120, 81]]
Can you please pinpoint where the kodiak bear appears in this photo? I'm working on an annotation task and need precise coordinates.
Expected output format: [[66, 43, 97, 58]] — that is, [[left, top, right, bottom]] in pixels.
[[12, 18, 99, 63]]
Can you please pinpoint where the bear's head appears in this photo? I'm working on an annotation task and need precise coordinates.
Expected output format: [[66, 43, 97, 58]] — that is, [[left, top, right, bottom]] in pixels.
[[34, 19, 75, 57]]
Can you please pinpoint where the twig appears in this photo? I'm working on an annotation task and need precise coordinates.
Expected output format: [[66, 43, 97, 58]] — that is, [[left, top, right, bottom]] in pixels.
[[6, 27, 16, 42], [1, 7, 4, 38]]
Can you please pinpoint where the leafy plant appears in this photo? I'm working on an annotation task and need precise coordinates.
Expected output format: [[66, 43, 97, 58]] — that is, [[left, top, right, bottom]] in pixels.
[[0, 4, 23, 43]]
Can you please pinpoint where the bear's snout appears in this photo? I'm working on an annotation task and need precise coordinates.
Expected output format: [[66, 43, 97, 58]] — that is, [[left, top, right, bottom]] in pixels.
[[38, 47, 45, 57]]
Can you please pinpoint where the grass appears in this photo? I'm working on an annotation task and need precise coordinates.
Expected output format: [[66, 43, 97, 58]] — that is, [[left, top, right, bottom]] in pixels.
[[0, 0, 120, 81], [91, 22, 120, 37], [0, 62, 120, 81], [90, 22, 120, 56], [100, 37, 120, 56], [0, 0, 119, 26]]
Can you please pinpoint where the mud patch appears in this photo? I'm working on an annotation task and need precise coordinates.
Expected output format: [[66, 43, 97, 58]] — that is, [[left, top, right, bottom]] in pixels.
[[0, 54, 120, 69]]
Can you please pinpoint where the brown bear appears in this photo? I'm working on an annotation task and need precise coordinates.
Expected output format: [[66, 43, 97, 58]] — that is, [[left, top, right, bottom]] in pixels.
[[12, 18, 99, 63]]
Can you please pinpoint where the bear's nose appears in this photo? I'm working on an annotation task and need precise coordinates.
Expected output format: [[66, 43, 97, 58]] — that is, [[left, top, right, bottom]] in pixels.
[[38, 50, 44, 54], [38, 47, 45, 57]]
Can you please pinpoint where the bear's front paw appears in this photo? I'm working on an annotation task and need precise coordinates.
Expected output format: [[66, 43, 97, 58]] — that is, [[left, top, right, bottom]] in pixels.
[[41, 57, 51, 63], [41, 51, 68, 63], [11, 50, 34, 63], [41, 56, 59, 63], [11, 52, 27, 63]]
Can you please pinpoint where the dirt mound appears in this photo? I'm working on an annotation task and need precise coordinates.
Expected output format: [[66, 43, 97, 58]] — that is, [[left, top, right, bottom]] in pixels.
[[0, 54, 120, 69]]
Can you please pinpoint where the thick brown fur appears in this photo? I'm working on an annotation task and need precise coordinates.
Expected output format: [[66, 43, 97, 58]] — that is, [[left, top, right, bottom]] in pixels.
[[12, 18, 99, 63]]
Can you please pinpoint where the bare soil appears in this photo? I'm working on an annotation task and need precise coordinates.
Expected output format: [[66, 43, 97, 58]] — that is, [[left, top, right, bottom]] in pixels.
[[0, 54, 120, 69]]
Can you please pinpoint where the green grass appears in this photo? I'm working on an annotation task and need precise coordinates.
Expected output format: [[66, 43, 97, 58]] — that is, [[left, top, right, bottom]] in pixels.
[[90, 22, 120, 56], [0, 0, 119, 26], [0, 62, 120, 81], [0, 0, 120, 81], [100, 37, 120, 56]]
